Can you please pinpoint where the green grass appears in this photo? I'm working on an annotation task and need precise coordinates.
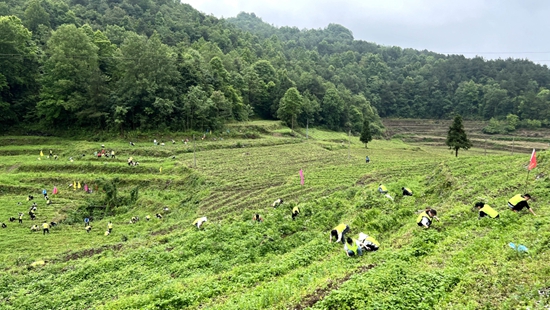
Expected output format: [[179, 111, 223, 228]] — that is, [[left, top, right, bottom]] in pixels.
[[1, 121, 549, 309]]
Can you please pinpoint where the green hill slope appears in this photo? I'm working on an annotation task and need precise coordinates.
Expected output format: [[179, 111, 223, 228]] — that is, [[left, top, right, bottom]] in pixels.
[[1, 122, 549, 309]]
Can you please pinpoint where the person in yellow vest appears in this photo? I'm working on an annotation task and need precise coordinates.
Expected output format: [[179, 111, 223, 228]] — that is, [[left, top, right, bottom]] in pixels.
[[378, 184, 388, 194], [402, 187, 413, 196], [417, 208, 439, 228], [42, 221, 50, 235], [357, 232, 380, 251], [107, 221, 113, 233], [344, 237, 363, 257], [508, 194, 536, 216], [193, 216, 207, 229], [292, 206, 300, 220], [330, 223, 350, 244], [145, 215, 151, 221], [111, 150, 115, 159], [474, 202, 499, 219]]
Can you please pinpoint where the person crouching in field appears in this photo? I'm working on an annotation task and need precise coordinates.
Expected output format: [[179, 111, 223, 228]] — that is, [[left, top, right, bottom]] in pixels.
[[508, 194, 536, 216], [357, 232, 380, 252], [330, 223, 350, 244], [193, 217, 207, 229], [291, 206, 300, 220], [402, 187, 413, 196], [474, 202, 499, 219], [42, 222, 50, 235], [417, 208, 439, 229], [252, 214, 263, 222], [30, 224, 39, 232], [272, 198, 283, 208], [378, 184, 388, 194], [344, 237, 362, 257]]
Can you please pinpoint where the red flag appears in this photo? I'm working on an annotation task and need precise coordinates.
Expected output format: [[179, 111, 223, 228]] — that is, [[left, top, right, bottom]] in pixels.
[[528, 149, 537, 170]]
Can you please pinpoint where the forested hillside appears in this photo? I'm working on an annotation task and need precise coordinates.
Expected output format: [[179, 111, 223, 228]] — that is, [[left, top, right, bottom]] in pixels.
[[2, 0, 550, 134]]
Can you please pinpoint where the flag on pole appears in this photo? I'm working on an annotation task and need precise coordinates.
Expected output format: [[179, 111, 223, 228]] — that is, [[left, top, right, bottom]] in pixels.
[[84, 184, 88, 192], [40, 150, 43, 157], [77, 182, 81, 189], [299, 169, 304, 186], [528, 148, 537, 170], [73, 181, 76, 190], [53, 186, 58, 195], [160, 167, 162, 173]]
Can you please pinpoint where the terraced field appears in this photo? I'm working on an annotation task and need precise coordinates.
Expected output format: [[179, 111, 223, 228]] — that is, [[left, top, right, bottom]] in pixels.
[[1, 121, 550, 309], [384, 118, 550, 153]]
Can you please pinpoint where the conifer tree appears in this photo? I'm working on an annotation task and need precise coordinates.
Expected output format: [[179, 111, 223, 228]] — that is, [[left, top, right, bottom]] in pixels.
[[446, 115, 472, 157], [360, 119, 372, 148]]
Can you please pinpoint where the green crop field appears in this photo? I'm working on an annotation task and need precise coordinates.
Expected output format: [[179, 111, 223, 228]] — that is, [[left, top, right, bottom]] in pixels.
[[1, 121, 550, 309]]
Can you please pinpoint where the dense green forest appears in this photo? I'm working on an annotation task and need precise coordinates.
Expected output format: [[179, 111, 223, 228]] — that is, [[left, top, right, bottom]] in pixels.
[[2, 0, 550, 134]]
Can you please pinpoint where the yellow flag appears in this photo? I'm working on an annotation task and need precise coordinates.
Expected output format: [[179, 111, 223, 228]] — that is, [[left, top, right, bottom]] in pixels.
[[40, 150, 43, 157], [159, 167, 162, 173], [73, 181, 76, 190], [77, 182, 81, 189]]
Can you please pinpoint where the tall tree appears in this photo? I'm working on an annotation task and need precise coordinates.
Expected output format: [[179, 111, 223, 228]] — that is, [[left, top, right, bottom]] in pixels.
[[0, 15, 38, 130], [360, 119, 372, 148], [37, 24, 100, 127], [446, 115, 472, 157], [277, 87, 302, 132]]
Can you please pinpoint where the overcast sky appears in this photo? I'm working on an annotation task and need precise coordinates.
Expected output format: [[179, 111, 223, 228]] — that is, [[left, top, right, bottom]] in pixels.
[[182, 0, 550, 65]]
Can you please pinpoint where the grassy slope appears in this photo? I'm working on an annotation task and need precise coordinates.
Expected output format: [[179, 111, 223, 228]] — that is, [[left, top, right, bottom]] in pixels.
[[0, 121, 549, 309]]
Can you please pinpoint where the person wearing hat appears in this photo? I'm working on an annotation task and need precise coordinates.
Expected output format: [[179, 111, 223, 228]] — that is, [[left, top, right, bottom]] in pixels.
[[417, 208, 439, 228], [402, 187, 413, 196], [193, 216, 207, 229], [508, 194, 536, 216], [474, 202, 499, 219]]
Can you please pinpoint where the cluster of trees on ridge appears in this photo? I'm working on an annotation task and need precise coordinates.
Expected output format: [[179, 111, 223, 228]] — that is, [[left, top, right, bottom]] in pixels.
[[2, 0, 550, 134]]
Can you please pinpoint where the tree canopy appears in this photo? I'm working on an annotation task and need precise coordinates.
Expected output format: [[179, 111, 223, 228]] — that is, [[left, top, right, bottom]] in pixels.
[[1, 1, 550, 134]]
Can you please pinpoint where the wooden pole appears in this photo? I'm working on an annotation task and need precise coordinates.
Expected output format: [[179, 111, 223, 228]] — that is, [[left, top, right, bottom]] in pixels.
[[193, 134, 196, 168], [306, 119, 309, 140], [511, 137, 515, 156], [484, 139, 487, 156], [348, 130, 351, 160]]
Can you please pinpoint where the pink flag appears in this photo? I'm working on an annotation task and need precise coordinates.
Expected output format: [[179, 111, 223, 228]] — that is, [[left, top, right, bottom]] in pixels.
[[52, 186, 58, 195], [528, 149, 537, 170], [84, 184, 89, 192], [299, 169, 304, 186]]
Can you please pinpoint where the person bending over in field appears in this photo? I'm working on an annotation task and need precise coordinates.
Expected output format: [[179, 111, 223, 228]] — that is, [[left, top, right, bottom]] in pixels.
[[252, 214, 263, 222], [474, 202, 499, 219], [1, 223, 6, 228], [30, 224, 39, 232], [402, 187, 413, 196], [344, 237, 362, 257], [357, 232, 380, 252], [156, 213, 163, 219], [330, 223, 350, 244], [417, 208, 439, 229], [9, 217, 16, 222], [27, 195, 34, 201], [85, 225, 92, 233], [378, 184, 388, 194], [291, 206, 300, 220], [508, 194, 536, 216], [272, 198, 283, 208], [193, 217, 207, 229], [145, 215, 150, 221], [42, 222, 50, 234]]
